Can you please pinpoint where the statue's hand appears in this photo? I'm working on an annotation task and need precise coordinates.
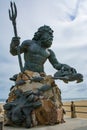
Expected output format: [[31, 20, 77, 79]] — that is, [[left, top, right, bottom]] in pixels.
[[54, 64, 83, 83], [61, 64, 77, 74], [11, 37, 20, 48], [69, 67, 77, 74]]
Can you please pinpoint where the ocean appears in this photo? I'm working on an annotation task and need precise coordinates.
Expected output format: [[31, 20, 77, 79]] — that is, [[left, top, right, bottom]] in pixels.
[[0, 99, 6, 103], [62, 97, 87, 102]]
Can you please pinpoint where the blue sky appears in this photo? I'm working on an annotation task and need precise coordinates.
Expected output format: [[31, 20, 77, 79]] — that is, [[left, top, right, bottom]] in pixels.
[[0, 0, 87, 99]]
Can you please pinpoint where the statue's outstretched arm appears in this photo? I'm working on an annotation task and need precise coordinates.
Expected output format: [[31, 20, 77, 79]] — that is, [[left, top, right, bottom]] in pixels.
[[48, 49, 63, 70], [48, 49, 83, 83], [48, 49, 76, 73]]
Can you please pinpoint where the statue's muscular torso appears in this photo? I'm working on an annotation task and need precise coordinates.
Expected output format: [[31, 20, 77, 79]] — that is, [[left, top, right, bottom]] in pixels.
[[10, 36, 62, 73], [21, 40, 50, 72]]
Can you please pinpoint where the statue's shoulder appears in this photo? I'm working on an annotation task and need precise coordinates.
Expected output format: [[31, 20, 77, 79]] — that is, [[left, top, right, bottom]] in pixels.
[[21, 39, 33, 46]]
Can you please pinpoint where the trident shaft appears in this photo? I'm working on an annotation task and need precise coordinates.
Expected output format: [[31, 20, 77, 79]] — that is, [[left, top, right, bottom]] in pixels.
[[9, 2, 23, 72]]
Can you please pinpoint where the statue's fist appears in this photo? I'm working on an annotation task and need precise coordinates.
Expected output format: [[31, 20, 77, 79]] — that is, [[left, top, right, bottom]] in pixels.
[[11, 37, 20, 48]]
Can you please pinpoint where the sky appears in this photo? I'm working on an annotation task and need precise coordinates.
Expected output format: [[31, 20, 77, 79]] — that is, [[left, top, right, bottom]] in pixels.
[[0, 0, 87, 100]]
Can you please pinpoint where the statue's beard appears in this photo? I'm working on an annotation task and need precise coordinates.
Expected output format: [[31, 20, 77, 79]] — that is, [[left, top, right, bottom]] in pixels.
[[41, 39, 52, 48]]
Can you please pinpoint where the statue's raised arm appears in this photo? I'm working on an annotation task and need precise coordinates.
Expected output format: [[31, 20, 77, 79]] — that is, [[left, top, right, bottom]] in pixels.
[[9, 2, 23, 72]]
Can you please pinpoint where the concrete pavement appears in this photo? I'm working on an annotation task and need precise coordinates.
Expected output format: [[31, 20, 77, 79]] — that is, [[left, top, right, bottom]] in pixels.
[[4, 117, 87, 130]]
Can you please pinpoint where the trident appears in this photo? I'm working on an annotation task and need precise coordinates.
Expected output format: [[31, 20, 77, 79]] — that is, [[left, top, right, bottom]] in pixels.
[[9, 1, 23, 72]]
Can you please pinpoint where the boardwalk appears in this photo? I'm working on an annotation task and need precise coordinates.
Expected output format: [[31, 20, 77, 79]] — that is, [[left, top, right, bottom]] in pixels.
[[4, 117, 87, 130]]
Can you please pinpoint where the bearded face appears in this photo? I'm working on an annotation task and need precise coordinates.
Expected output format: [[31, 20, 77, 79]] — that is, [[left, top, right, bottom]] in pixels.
[[40, 31, 53, 48], [32, 25, 54, 48]]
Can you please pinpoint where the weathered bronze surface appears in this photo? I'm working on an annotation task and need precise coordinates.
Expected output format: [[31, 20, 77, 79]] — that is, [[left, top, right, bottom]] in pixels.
[[4, 89, 42, 128]]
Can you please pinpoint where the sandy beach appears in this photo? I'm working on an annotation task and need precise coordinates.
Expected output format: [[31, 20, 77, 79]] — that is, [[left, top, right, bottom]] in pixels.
[[63, 100, 87, 118], [0, 100, 87, 118], [0, 100, 87, 130]]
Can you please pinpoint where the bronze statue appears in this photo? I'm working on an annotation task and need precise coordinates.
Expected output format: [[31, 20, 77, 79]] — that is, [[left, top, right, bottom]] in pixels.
[[10, 25, 76, 74], [4, 2, 83, 128], [9, 2, 83, 83], [10, 24, 83, 83]]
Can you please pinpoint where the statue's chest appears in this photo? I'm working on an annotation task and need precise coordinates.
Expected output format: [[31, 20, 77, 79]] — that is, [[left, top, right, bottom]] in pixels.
[[28, 44, 50, 57]]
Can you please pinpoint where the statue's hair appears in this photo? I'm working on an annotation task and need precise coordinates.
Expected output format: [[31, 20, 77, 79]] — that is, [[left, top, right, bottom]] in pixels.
[[32, 25, 54, 41]]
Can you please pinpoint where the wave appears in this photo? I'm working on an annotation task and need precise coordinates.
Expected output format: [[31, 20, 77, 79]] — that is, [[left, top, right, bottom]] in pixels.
[[0, 98, 6, 103]]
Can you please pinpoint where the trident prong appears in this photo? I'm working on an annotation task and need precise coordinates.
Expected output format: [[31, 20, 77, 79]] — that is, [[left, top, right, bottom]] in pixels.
[[9, 1, 17, 37], [9, 1, 17, 22]]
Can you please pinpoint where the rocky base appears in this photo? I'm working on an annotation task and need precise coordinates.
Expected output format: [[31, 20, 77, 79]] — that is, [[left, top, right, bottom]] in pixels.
[[4, 70, 64, 128]]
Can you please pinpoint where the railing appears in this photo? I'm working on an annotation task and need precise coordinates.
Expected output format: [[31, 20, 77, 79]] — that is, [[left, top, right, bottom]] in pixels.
[[63, 103, 87, 118]]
